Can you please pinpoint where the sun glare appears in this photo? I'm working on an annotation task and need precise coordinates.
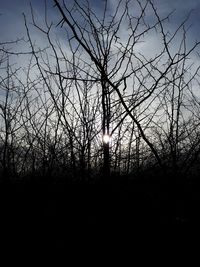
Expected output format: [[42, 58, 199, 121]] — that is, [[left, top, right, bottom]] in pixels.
[[103, 134, 110, 144]]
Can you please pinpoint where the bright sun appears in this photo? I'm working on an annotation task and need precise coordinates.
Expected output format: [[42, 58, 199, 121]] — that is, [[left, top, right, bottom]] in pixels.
[[103, 134, 110, 144]]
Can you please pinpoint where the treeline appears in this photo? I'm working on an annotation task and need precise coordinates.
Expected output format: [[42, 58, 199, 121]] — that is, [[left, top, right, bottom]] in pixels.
[[1, 0, 200, 184]]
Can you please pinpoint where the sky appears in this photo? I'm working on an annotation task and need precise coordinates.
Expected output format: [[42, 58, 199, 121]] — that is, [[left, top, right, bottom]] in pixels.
[[0, 0, 200, 43], [1, 0, 200, 141], [1, 0, 200, 85]]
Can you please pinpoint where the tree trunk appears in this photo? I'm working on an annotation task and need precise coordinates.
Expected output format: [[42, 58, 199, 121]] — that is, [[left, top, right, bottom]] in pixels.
[[103, 141, 110, 179]]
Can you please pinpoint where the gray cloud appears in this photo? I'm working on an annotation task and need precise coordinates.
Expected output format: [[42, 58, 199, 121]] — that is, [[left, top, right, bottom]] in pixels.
[[0, 0, 200, 41]]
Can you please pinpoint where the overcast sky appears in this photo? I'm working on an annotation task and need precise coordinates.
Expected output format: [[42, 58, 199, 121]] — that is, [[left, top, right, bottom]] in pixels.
[[1, 0, 200, 124], [0, 0, 200, 42]]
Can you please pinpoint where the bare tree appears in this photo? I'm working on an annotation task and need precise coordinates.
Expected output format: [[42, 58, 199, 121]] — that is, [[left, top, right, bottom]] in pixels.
[[52, 0, 199, 177], [1, 0, 200, 186]]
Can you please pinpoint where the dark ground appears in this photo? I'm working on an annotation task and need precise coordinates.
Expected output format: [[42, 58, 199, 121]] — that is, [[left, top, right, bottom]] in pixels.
[[0, 175, 200, 251]]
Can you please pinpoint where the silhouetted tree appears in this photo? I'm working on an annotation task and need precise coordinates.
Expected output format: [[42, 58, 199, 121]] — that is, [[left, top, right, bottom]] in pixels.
[[52, 0, 200, 178], [0, 0, 200, 186]]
